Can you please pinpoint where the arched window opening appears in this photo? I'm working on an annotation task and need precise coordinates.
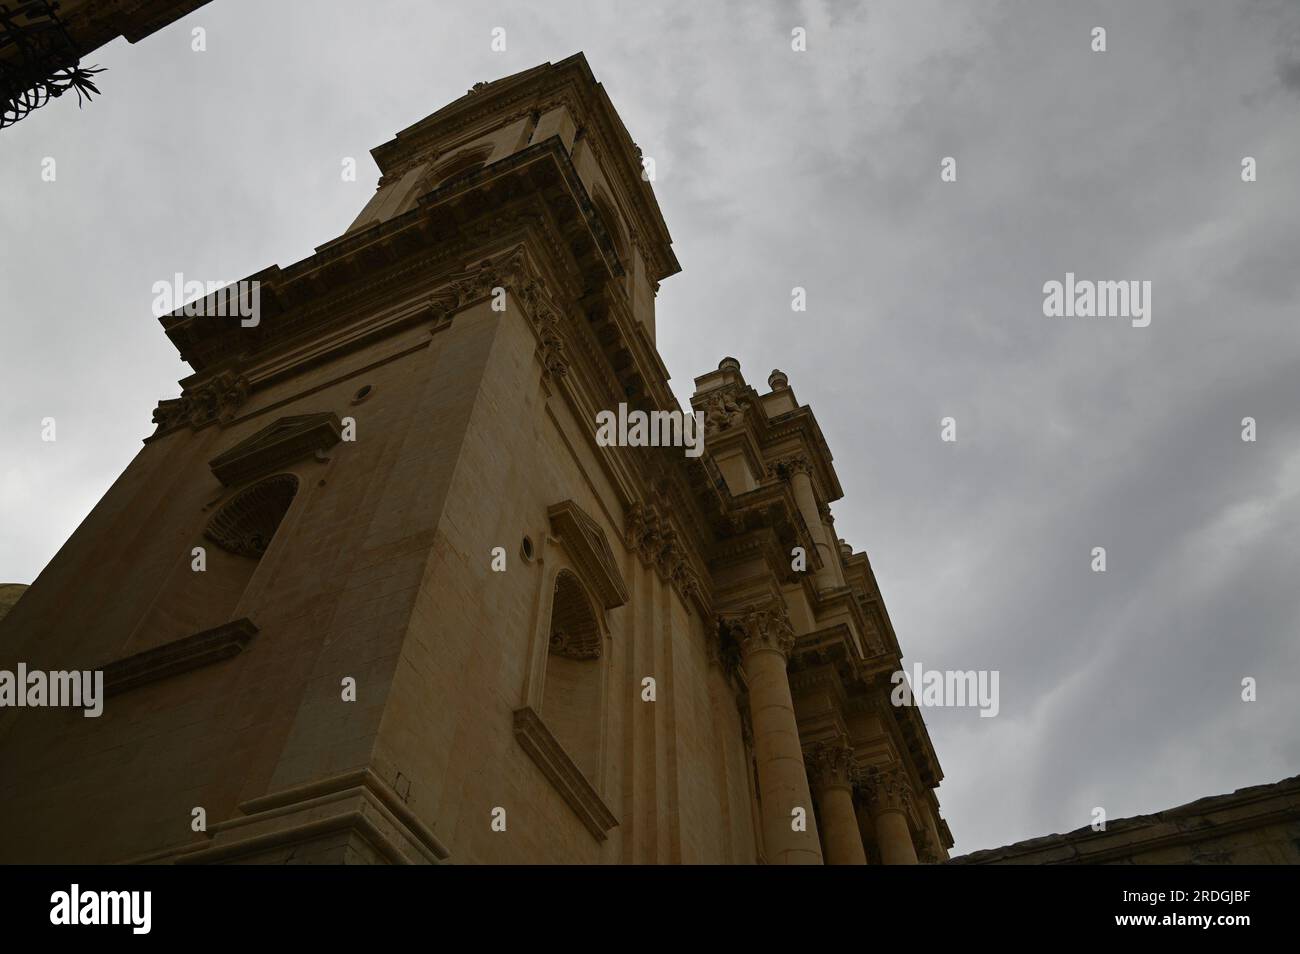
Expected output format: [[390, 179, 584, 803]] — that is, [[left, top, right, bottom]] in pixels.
[[125, 474, 299, 654], [204, 473, 298, 558], [541, 571, 603, 780]]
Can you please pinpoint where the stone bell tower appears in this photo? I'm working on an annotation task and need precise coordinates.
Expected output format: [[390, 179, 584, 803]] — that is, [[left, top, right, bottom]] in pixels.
[[0, 54, 951, 865]]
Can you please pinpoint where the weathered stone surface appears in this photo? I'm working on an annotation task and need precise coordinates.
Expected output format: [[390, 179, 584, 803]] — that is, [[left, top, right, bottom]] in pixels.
[[949, 775, 1300, 865]]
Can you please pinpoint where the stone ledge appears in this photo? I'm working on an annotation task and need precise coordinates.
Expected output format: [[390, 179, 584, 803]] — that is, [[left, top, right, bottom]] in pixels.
[[103, 618, 258, 697], [512, 705, 618, 842]]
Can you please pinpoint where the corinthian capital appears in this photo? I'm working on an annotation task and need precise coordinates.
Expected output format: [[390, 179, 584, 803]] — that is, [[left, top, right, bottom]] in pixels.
[[720, 599, 795, 660], [856, 765, 914, 815], [804, 741, 856, 791], [767, 453, 812, 481]]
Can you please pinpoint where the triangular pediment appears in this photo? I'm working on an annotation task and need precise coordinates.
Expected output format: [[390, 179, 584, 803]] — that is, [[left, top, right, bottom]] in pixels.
[[209, 412, 342, 486], [547, 499, 629, 610]]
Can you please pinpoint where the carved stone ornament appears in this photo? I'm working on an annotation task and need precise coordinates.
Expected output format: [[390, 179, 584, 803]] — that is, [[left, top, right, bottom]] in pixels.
[[624, 500, 707, 615], [857, 764, 915, 815], [624, 501, 663, 565], [548, 630, 601, 661], [152, 370, 250, 434], [701, 387, 748, 436], [720, 599, 796, 660], [767, 453, 812, 481], [204, 474, 298, 558], [804, 741, 856, 790], [438, 249, 570, 379]]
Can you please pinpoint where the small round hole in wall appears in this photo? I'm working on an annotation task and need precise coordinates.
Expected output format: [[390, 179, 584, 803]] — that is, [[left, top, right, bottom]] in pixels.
[[351, 384, 373, 405], [521, 535, 535, 562]]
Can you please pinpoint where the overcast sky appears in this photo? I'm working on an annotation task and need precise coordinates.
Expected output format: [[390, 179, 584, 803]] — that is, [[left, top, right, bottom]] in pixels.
[[2, 0, 1297, 855]]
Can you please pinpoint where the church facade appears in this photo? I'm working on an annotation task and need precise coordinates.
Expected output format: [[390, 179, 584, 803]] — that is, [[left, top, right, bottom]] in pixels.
[[0, 54, 951, 865]]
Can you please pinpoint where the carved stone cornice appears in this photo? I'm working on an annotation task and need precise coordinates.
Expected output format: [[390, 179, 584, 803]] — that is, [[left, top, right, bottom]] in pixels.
[[207, 413, 341, 487], [857, 765, 915, 816], [720, 599, 796, 661], [804, 740, 856, 791]]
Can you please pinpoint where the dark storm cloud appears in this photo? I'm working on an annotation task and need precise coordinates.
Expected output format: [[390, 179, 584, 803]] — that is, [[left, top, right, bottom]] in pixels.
[[1, 0, 1296, 853]]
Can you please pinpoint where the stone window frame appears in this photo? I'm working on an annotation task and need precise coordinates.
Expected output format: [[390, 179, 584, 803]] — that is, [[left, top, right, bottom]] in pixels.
[[512, 501, 627, 842]]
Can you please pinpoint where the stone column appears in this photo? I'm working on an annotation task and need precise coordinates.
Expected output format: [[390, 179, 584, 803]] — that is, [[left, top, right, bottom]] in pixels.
[[805, 741, 866, 865], [822, 515, 848, 588], [728, 602, 823, 865], [773, 455, 838, 592], [854, 798, 877, 864], [859, 765, 919, 865]]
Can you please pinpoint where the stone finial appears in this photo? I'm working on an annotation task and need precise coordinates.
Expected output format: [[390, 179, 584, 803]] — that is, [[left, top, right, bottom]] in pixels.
[[718, 356, 741, 373], [768, 368, 788, 390]]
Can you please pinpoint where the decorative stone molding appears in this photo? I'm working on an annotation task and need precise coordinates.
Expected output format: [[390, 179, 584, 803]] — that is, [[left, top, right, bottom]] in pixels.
[[208, 413, 342, 487], [624, 501, 663, 564], [858, 765, 915, 816], [547, 500, 628, 609], [547, 569, 603, 660], [439, 248, 571, 379], [721, 599, 796, 660], [804, 740, 856, 791], [767, 453, 813, 481], [548, 630, 600, 660], [152, 370, 250, 435], [103, 618, 258, 698], [512, 706, 618, 842], [535, 310, 569, 379], [171, 766, 450, 865]]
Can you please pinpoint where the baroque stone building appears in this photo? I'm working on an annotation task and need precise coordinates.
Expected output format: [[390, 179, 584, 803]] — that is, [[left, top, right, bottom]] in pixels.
[[0, 54, 951, 864]]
